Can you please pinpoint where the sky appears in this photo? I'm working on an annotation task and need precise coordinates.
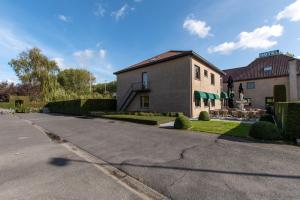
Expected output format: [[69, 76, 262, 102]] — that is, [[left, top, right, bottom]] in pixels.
[[0, 0, 300, 83]]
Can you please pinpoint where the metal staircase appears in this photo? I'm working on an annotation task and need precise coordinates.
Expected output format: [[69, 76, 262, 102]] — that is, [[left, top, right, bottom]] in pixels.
[[119, 82, 150, 112]]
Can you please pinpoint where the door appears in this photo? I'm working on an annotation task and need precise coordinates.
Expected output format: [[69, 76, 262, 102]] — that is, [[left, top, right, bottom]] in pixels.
[[142, 72, 148, 89]]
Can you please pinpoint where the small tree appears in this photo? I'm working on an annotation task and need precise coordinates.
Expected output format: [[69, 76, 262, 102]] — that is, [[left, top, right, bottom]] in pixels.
[[9, 48, 59, 101], [57, 69, 95, 95]]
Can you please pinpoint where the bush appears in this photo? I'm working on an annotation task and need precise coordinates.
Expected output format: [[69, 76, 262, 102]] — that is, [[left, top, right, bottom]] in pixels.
[[249, 121, 281, 140], [15, 105, 30, 113], [198, 111, 210, 121], [259, 114, 275, 124], [46, 98, 116, 115], [174, 115, 192, 129]]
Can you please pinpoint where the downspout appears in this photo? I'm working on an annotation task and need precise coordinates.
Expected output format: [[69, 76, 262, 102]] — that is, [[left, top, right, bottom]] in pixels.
[[288, 58, 298, 101], [189, 56, 193, 118]]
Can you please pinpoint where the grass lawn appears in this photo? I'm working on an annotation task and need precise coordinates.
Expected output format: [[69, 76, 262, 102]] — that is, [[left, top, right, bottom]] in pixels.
[[191, 120, 252, 138], [100, 114, 176, 125]]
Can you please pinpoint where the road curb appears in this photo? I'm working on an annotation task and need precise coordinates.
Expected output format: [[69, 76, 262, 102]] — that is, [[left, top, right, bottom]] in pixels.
[[23, 119, 170, 200]]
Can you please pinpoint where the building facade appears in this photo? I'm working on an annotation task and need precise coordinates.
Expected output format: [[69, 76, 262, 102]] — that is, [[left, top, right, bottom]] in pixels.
[[222, 51, 300, 108], [114, 50, 225, 118]]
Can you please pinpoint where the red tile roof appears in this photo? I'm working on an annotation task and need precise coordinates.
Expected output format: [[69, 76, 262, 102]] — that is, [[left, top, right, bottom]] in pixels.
[[114, 50, 225, 75], [223, 54, 300, 82]]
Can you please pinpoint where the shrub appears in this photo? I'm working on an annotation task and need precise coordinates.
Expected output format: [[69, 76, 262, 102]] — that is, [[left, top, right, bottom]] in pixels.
[[249, 121, 281, 140], [174, 115, 192, 129], [259, 114, 275, 124], [198, 111, 210, 121], [46, 98, 116, 115]]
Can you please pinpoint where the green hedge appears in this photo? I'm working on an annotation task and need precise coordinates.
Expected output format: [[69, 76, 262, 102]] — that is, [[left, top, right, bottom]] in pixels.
[[249, 121, 281, 140], [100, 115, 158, 125], [46, 99, 116, 115], [275, 102, 300, 139], [174, 115, 192, 129], [259, 114, 275, 124], [198, 111, 210, 121]]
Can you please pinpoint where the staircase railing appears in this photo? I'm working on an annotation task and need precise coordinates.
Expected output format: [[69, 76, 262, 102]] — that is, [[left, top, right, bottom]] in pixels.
[[118, 82, 150, 111]]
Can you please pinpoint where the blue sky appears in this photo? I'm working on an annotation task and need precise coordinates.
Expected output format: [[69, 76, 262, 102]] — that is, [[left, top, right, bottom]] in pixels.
[[0, 0, 299, 83]]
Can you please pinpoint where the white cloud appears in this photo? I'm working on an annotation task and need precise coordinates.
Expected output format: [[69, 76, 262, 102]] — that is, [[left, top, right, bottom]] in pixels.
[[183, 17, 211, 38], [111, 4, 129, 21], [73, 49, 94, 58], [99, 49, 106, 58], [53, 57, 66, 69], [72, 48, 114, 82], [58, 15, 70, 22], [276, 0, 300, 22], [208, 24, 284, 54], [297, 37, 300, 41], [73, 49, 107, 59], [0, 27, 32, 51], [94, 4, 105, 17]]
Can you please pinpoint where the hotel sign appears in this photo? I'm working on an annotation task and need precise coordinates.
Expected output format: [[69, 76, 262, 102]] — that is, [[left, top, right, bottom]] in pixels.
[[259, 50, 280, 58]]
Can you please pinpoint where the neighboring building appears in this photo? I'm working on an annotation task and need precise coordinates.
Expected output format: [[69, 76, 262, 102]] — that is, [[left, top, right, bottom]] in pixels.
[[114, 50, 225, 118], [223, 50, 300, 108]]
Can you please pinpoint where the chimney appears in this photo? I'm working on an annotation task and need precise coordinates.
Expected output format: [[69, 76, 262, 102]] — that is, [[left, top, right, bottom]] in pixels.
[[288, 58, 298, 101]]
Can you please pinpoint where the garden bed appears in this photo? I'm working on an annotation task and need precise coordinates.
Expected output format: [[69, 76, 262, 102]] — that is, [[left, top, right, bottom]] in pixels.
[[97, 114, 176, 125]]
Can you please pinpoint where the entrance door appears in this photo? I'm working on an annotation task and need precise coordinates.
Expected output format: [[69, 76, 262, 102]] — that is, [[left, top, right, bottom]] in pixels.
[[142, 72, 148, 89]]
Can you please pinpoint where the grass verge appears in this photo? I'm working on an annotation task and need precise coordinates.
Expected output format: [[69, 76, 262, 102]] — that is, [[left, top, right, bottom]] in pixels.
[[99, 114, 176, 125], [191, 120, 251, 138]]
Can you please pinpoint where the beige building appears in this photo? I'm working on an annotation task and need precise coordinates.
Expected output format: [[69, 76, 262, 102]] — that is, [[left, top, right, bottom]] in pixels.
[[114, 50, 225, 118], [223, 51, 300, 108]]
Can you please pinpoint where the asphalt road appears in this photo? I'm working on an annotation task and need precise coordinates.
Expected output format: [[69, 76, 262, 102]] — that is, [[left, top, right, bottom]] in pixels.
[[20, 113, 300, 200], [0, 114, 145, 200]]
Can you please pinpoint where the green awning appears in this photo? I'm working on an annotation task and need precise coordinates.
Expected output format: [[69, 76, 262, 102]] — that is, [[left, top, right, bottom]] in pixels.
[[220, 91, 228, 99], [213, 94, 220, 100], [194, 91, 208, 99], [206, 93, 215, 100]]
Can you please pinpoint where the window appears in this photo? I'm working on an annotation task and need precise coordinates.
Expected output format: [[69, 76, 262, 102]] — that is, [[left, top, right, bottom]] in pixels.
[[140, 96, 149, 108], [142, 72, 149, 89], [246, 82, 255, 89], [204, 70, 208, 77], [211, 99, 215, 107], [211, 73, 215, 85], [194, 65, 200, 80], [204, 99, 209, 107], [195, 98, 201, 107], [264, 66, 272, 73]]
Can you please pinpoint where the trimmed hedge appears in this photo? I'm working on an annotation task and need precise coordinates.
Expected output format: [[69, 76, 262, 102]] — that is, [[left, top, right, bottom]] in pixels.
[[100, 115, 158, 125], [46, 99, 116, 115], [162, 112, 184, 117], [249, 121, 281, 140], [198, 111, 210, 121], [259, 114, 275, 124], [174, 115, 192, 129], [274, 85, 287, 102], [275, 102, 300, 139]]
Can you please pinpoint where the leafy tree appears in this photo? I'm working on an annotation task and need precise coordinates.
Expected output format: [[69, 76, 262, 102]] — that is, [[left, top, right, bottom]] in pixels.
[[93, 81, 116, 95], [57, 69, 95, 95], [9, 48, 59, 100]]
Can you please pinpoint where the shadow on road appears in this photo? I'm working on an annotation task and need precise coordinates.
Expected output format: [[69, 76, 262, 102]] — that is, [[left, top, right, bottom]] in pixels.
[[48, 157, 300, 180]]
